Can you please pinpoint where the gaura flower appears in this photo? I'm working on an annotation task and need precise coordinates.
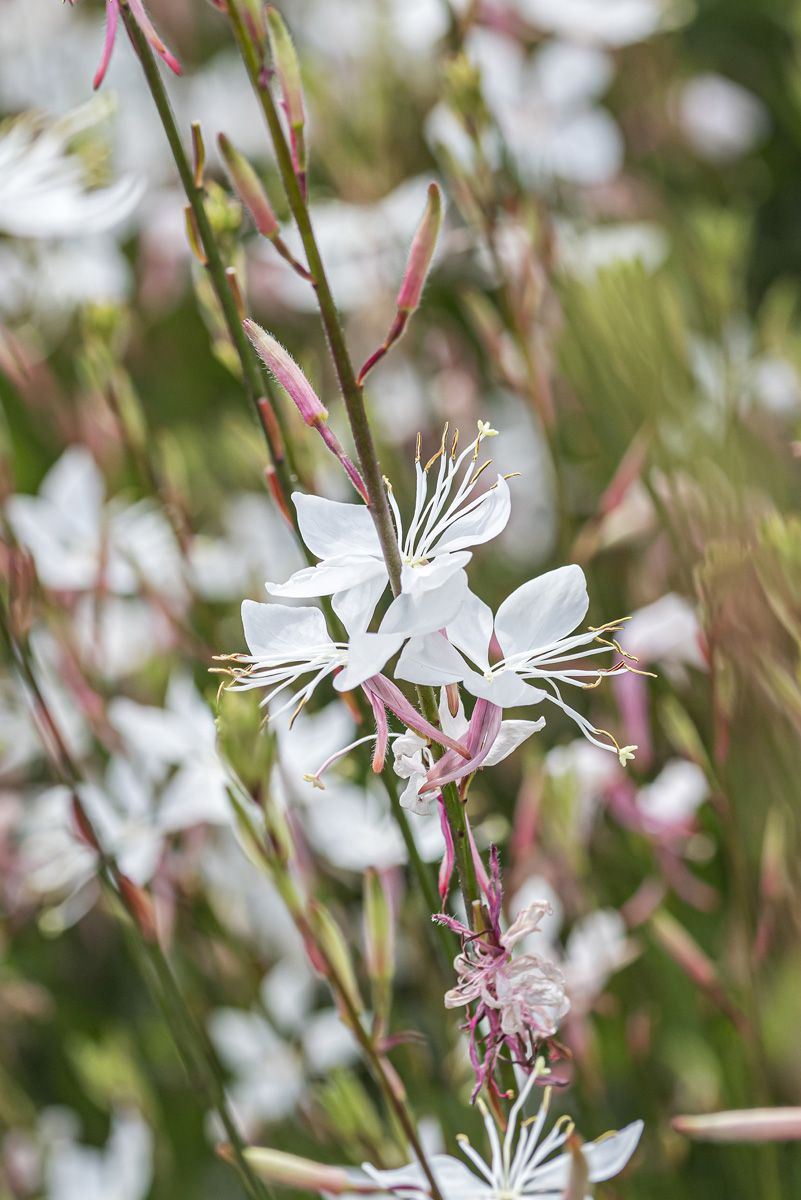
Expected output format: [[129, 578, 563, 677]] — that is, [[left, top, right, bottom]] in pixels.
[[0, 101, 142, 239], [216, 602, 470, 763], [397, 564, 641, 763], [361, 1060, 643, 1200], [264, 422, 511, 636]]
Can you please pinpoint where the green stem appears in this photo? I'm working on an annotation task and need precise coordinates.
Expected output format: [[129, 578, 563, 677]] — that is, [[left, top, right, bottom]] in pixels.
[[119, 4, 301, 538], [225, 0, 402, 589], [226, 0, 483, 924]]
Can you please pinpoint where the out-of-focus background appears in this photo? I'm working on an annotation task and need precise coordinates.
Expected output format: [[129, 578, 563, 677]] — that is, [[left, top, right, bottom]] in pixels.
[[2, 0, 801, 1196]]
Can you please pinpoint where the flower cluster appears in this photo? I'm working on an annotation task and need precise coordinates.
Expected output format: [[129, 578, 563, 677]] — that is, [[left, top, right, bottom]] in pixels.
[[220, 419, 639, 813]]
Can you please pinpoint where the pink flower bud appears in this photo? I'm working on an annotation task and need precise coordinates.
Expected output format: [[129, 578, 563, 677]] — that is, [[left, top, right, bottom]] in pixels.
[[673, 1109, 801, 1143], [243, 320, 328, 425], [364, 869, 395, 984], [218, 134, 280, 240], [93, 0, 181, 91], [266, 8, 305, 130], [397, 183, 442, 313]]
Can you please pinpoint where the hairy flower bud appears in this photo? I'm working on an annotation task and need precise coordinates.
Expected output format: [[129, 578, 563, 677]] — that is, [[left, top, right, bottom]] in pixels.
[[244, 320, 328, 424], [266, 7, 307, 184], [218, 134, 280, 240]]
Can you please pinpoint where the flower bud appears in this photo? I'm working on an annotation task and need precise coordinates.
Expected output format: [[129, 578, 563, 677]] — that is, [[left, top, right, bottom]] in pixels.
[[673, 1108, 801, 1143], [363, 869, 394, 985], [237, 1148, 355, 1192], [397, 183, 442, 314], [243, 320, 328, 425], [266, 8, 305, 132], [184, 206, 207, 266], [217, 134, 280, 239], [191, 121, 206, 189], [309, 901, 364, 1019]]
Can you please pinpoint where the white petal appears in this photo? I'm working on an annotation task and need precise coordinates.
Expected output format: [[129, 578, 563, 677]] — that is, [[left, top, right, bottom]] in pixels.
[[158, 763, 232, 832], [241, 600, 334, 657], [293, 492, 382, 559], [379, 567, 470, 637], [399, 550, 472, 597], [495, 565, 589, 658], [266, 555, 385, 599], [483, 718, 545, 766], [446, 589, 494, 673], [331, 571, 388, 634], [334, 634, 403, 691], [461, 671, 546, 708], [430, 474, 511, 553], [40, 446, 105, 535], [395, 633, 469, 687], [584, 1120, 644, 1181]]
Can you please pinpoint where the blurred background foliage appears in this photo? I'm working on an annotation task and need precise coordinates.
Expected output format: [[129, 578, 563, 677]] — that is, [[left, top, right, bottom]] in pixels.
[[2, 0, 801, 1197]]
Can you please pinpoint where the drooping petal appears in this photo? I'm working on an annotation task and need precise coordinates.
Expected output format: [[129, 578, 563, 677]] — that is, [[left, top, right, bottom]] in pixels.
[[334, 634, 403, 693], [267, 554, 386, 600], [429, 474, 511, 554], [446, 589, 495, 674], [494, 565, 590, 660], [380, 565, 470, 637], [363, 676, 470, 759], [127, 0, 182, 75], [241, 599, 334, 658], [421, 700, 503, 792], [482, 718, 546, 767], [293, 492, 382, 559]]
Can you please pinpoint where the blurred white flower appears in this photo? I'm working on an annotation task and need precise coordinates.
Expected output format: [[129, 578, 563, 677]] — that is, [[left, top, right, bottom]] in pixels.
[[556, 220, 669, 280], [71, 596, 174, 680], [188, 493, 303, 603], [0, 101, 142, 239], [0, 238, 131, 325], [302, 778, 444, 871], [636, 758, 709, 833], [42, 1108, 152, 1200], [462, 31, 623, 187], [676, 74, 769, 162], [208, 1007, 304, 1135], [109, 674, 232, 831], [623, 592, 705, 671], [7, 447, 184, 598], [519, 0, 669, 46]]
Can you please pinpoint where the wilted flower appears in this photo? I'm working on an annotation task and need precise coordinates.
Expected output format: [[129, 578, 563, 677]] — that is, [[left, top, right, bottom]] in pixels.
[[436, 851, 569, 1096], [92, 0, 181, 92]]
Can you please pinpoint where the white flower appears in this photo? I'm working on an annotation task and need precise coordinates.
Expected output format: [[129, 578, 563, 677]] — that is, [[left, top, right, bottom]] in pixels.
[[208, 1007, 304, 1135], [398, 565, 637, 761], [108, 674, 233, 831], [6, 446, 184, 598], [362, 1063, 643, 1200], [636, 758, 708, 833], [264, 422, 510, 637], [219, 600, 401, 718], [187, 493, 303, 602], [0, 101, 142, 239], [42, 1108, 152, 1200]]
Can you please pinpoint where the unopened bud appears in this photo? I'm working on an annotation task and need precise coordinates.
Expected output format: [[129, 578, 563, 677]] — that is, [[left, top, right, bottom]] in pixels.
[[184, 206, 207, 266], [398, 183, 442, 314], [673, 1108, 801, 1143], [363, 869, 394, 984], [235, 1147, 356, 1192], [563, 1135, 588, 1200], [191, 122, 206, 189], [309, 902, 364, 1018], [244, 320, 328, 424], [266, 7, 307, 180], [218, 134, 280, 239]]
